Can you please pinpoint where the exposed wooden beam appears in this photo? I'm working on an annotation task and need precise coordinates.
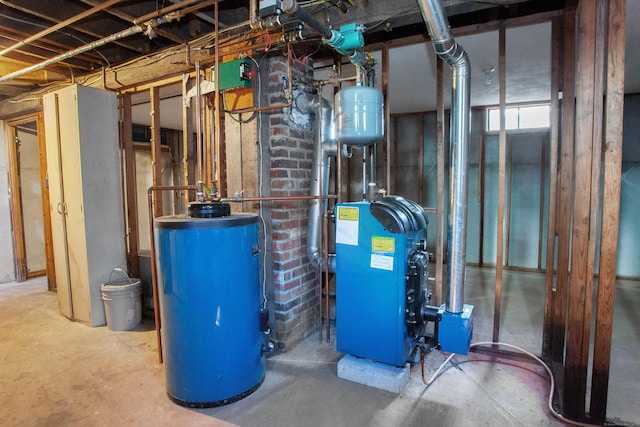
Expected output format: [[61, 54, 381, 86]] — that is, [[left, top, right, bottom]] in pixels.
[[0, 1, 147, 54], [542, 15, 562, 357], [0, 0, 122, 58], [564, 0, 597, 418], [590, 0, 626, 420], [150, 87, 163, 217], [77, 0, 186, 45], [120, 94, 139, 278], [493, 24, 506, 343], [552, 6, 576, 364]]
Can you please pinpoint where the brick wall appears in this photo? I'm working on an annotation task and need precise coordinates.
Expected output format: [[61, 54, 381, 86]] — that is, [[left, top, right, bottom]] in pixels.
[[267, 55, 319, 348]]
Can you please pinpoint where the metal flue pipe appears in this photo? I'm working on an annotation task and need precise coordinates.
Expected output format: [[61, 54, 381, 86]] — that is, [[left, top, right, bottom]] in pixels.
[[304, 95, 337, 272], [416, 0, 471, 314]]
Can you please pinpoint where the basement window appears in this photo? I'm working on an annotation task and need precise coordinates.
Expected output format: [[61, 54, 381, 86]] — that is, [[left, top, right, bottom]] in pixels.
[[487, 104, 550, 132]]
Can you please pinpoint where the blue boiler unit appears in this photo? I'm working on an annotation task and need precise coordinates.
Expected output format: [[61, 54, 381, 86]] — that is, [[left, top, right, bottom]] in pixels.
[[154, 208, 265, 407], [335, 196, 432, 367]]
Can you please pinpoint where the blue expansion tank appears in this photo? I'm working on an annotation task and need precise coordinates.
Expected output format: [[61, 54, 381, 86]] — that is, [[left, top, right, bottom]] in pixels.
[[154, 213, 265, 407], [335, 197, 430, 367]]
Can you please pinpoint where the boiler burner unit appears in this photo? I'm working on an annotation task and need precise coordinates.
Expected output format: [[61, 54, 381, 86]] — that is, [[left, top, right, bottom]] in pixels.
[[335, 196, 442, 367]]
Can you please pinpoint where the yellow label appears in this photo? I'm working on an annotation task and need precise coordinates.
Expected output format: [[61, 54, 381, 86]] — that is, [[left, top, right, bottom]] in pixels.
[[372, 236, 395, 253], [338, 207, 359, 221]]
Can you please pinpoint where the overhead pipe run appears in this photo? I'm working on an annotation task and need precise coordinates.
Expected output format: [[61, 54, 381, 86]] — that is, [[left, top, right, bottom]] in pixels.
[[0, 15, 177, 84], [416, 0, 471, 315]]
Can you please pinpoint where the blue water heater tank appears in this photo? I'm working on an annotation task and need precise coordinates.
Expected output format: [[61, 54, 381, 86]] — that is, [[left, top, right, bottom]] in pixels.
[[154, 212, 265, 407]]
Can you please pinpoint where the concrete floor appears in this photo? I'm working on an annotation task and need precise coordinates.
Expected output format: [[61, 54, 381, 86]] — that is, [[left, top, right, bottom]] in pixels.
[[0, 267, 638, 426]]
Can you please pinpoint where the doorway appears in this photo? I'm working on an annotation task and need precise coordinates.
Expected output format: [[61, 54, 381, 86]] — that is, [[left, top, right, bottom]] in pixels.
[[6, 115, 55, 289]]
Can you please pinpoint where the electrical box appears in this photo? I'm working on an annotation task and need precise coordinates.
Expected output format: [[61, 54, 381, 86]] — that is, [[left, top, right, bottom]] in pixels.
[[212, 59, 253, 91], [259, 0, 281, 17]]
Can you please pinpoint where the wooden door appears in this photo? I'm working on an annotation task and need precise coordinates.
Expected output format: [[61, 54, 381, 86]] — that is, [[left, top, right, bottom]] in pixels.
[[44, 94, 74, 317], [5, 115, 54, 286]]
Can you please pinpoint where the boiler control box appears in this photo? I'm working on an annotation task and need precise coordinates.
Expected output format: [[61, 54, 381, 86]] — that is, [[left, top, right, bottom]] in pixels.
[[211, 59, 253, 91]]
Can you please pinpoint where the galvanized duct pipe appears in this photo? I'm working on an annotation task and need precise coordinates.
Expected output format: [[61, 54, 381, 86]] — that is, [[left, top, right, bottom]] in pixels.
[[301, 94, 337, 272], [416, 0, 471, 314]]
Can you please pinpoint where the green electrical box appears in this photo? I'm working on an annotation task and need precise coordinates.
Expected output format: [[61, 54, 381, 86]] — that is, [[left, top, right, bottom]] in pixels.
[[213, 59, 253, 91]]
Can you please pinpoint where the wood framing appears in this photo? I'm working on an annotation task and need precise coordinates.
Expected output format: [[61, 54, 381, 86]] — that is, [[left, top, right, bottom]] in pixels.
[[552, 6, 576, 364], [564, 0, 597, 418], [543, 16, 562, 357], [590, 0, 626, 420], [150, 87, 163, 218], [120, 93, 139, 278], [493, 24, 506, 343]]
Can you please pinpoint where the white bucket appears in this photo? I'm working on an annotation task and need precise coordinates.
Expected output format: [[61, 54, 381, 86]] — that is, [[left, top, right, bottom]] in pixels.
[[101, 268, 142, 331]]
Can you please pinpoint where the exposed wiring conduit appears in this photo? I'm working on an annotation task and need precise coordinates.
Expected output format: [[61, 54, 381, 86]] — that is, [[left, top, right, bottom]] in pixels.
[[422, 342, 603, 427]]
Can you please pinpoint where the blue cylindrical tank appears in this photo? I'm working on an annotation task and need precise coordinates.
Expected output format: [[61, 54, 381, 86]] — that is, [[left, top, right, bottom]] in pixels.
[[335, 85, 384, 146], [154, 213, 264, 407]]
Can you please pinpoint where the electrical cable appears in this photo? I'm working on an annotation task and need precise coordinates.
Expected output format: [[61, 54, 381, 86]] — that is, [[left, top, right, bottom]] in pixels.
[[422, 342, 603, 427]]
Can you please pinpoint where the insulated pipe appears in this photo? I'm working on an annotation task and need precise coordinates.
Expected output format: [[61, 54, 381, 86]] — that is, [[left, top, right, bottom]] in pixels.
[[282, 0, 333, 39], [416, 0, 471, 314], [300, 94, 337, 272]]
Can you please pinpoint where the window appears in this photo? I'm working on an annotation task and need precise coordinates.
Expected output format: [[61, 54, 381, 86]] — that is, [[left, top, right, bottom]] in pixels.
[[487, 104, 550, 131]]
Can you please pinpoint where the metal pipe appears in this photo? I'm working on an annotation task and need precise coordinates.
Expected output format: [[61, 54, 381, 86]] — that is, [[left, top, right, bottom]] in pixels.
[[224, 44, 293, 115], [195, 61, 204, 200], [221, 195, 337, 202], [416, 0, 471, 314], [249, 0, 260, 29], [0, 14, 176, 83], [213, 0, 220, 190], [306, 95, 337, 272], [134, 0, 203, 24], [282, 0, 333, 39], [0, 0, 122, 58]]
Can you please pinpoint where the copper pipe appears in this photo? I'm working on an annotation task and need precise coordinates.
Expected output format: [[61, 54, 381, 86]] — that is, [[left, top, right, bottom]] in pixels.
[[221, 195, 337, 202], [79, 0, 184, 45], [224, 45, 293, 115], [324, 209, 331, 342], [178, 0, 216, 18], [147, 184, 198, 364], [134, 0, 203, 23], [213, 0, 221, 190]]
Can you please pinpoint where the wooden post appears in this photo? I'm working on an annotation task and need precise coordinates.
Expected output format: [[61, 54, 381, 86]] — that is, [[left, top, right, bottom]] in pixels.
[[382, 47, 391, 196], [121, 93, 139, 278], [393, 117, 398, 195], [543, 16, 562, 357], [590, 0, 626, 420], [182, 75, 195, 205], [552, 7, 576, 363], [564, 0, 597, 418], [435, 57, 445, 306], [150, 87, 163, 218], [478, 131, 485, 266], [537, 135, 546, 270], [493, 24, 506, 343]]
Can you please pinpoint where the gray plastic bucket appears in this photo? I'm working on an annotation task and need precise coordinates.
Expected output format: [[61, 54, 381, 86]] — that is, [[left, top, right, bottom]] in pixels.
[[101, 269, 142, 331]]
